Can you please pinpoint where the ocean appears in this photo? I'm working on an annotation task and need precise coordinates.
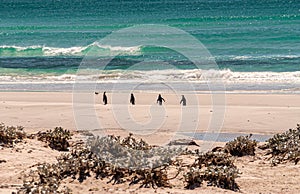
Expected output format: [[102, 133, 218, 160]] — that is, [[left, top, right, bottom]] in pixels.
[[0, 0, 299, 92]]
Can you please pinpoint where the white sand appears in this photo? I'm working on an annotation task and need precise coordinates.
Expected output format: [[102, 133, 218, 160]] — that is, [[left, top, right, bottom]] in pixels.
[[0, 92, 299, 135]]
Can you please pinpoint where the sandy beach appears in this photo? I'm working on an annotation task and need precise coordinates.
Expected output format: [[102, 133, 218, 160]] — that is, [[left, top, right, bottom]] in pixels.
[[1, 92, 299, 135], [0, 91, 300, 193], [1, 0, 299, 193]]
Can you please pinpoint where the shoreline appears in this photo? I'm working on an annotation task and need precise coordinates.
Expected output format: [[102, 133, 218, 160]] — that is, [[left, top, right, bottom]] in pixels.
[[1, 89, 300, 94]]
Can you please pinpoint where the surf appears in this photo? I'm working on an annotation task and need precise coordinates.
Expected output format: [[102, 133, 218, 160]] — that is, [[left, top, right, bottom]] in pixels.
[[0, 44, 142, 57]]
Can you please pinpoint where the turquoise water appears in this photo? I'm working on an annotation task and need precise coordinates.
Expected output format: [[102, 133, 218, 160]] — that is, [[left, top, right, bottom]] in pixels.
[[0, 0, 299, 90]]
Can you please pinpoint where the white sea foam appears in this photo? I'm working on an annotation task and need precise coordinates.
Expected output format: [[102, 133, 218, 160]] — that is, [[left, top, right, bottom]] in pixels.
[[1, 44, 299, 59], [0, 43, 142, 56], [42, 46, 87, 56], [1, 69, 300, 84], [93, 42, 141, 54], [229, 54, 300, 60]]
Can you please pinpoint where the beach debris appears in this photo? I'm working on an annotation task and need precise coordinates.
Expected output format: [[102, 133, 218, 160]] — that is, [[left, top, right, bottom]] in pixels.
[[263, 124, 300, 165], [0, 159, 6, 163], [0, 123, 26, 147], [184, 151, 240, 191], [224, 134, 257, 157], [37, 127, 72, 151], [167, 139, 199, 147]]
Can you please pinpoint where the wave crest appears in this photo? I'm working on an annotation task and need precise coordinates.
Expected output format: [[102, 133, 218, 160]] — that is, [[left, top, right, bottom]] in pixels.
[[0, 43, 142, 57], [1, 69, 300, 84]]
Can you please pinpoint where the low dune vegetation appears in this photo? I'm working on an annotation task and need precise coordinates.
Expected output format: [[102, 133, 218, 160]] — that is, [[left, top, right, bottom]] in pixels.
[[0, 123, 299, 193]]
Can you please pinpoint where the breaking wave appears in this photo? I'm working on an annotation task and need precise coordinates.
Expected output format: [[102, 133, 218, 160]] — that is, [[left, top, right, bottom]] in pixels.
[[0, 69, 299, 84], [0, 43, 142, 57]]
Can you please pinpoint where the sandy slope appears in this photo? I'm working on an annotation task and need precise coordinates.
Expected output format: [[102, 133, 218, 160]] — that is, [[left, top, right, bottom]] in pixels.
[[0, 92, 300, 193]]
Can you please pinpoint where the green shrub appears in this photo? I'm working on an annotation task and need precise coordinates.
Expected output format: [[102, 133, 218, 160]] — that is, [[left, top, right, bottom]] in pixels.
[[0, 123, 26, 147], [185, 151, 240, 191], [265, 124, 300, 165], [37, 127, 72, 151], [225, 134, 257, 157]]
